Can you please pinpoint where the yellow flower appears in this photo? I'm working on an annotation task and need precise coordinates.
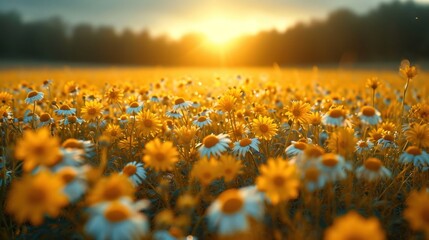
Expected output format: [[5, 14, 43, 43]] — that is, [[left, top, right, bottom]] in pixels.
[[86, 173, 135, 205], [380, 121, 396, 132], [15, 128, 61, 172], [64, 81, 79, 95], [400, 59, 418, 79], [366, 77, 381, 90], [252, 116, 278, 141], [309, 112, 322, 126], [324, 211, 385, 240], [0, 91, 13, 105], [217, 95, 237, 112], [191, 157, 219, 186], [175, 125, 199, 145], [327, 128, 357, 156], [81, 100, 103, 121], [368, 128, 386, 143], [287, 101, 312, 125], [104, 87, 124, 104], [105, 124, 122, 140], [142, 138, 179, 171], [410, 103, 429, 123], [405, 123, 429, 148], [218, 154, 243, 182], [404, 190, 429, 235], [6, 171, 68, 225], [137, 110, 162, 137], [256, 157, 299, 205]]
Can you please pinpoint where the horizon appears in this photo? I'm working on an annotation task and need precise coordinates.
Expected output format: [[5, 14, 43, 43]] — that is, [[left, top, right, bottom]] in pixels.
[[1, 0, 429, 44]]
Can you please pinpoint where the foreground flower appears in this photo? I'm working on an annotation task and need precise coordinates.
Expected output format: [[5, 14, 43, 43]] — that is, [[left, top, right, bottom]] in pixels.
[[143, 139, 179, 171], [324, 211, 385, 240], [287, 101, 312, 125], [198, 134, 231, 158], [6, 171, 68, 225], [137, 110, 162, 137], [322, 108, 346, 127], [399, 146, 429, 170], [121, 161, 146, 186], [15, 128, 61, 172], [25, 91, 44, 104], [56, 166, 88, 203], [191, 157, 219, 186], [256, 157, 299, 205], [81, 100, 103, 121], [405, 124, 429, 148], [87, 174, 135, 205], [356, 157, 391, 181], [320, 153, 352, 182], [218, 154, 243, 182], [252, 116, 278, 140], [358, 106, 382, 125], [207, 187, 264, 235], [85, 198, 149, 240], [404, 190, 429, 235], [232, 137, 260, 157]]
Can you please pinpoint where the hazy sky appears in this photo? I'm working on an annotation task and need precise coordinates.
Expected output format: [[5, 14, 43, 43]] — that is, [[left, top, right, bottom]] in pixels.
[[0, 0, 427, 42]]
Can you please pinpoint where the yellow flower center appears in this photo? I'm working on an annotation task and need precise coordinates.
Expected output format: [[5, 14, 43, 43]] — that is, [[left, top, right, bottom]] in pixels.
[[27, 91, 38, 98], [328, 109, 344, 118], [383, 134, 394, 142], [292, 108, 302, 117], [104, 202, 131, 222], [203, 135, 219, 148], [40, 113, 51, 122], [67, 116, 77, 123], [361, 106, 376, 117], [358, 141, 368, 147], [123, 164, 137, 176], [305, 167, 320, 181], [273, 175, 286, 187], [103, 184, 122, 201], [154, 152, 166, 162], [294, 142, 307, 150], [60, 104, 71, 110], [28, 185, 47, 204], [197, 116, 207, 122], [59, 167, 78, 183], [421, 207, 429, 224], [259, 124, 269, 133], [143, 119, 153, 128], [322, 153, 339, 167], [175, 98, 185, 105], [304, 146, 325, 158], [87, 107, 97, 115], [406, 146, 422, 156], [364, 158, 382, 171], [219, 189, 244, 214], [239, 138, 252, 147], [33, 145, 46, 155], [62, 138, 84, 149], [130, 102, 139, 108]]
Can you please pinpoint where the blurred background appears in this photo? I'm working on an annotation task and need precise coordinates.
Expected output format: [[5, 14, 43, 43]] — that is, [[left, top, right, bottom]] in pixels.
[[0, 0, 428, 67]]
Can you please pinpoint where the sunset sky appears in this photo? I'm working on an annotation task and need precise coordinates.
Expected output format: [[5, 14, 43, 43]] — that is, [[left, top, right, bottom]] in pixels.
[[1, 0, 428, 43]]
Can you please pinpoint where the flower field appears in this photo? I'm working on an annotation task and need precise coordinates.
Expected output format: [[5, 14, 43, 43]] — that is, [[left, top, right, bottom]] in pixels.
[[0, 62, 428, 239]]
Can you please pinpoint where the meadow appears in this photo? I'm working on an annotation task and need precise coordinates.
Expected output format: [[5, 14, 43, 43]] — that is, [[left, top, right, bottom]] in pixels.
[[0, 62, 428, 240]]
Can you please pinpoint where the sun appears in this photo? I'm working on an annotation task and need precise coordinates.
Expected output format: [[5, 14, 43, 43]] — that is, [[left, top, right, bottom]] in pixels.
[[198, 17, 244, 45]]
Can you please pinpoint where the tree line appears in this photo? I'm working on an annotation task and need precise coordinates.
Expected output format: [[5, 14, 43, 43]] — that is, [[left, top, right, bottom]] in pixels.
[[0, 1, 428, 66]]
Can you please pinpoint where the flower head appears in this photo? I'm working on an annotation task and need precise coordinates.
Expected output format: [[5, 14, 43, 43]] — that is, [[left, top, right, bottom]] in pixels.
[[256, 157, 300, 205], [325, 211, 385, 240], [6, 171, 68, 225], [198, 133, 231, 158], [143, 139, 179, 171], [252, 116, 278, 141]]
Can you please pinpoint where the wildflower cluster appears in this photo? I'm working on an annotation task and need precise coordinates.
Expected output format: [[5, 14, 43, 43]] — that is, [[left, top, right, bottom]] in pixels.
[[0, 60, 428, 239]]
